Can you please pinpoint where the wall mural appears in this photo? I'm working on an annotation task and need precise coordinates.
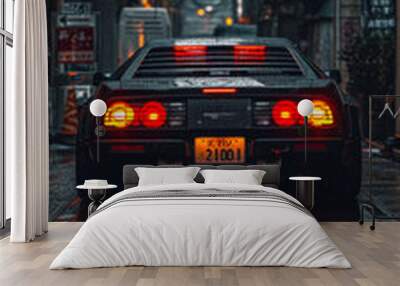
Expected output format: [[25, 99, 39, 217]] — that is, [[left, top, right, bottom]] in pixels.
[[45, 0, 399, 224]]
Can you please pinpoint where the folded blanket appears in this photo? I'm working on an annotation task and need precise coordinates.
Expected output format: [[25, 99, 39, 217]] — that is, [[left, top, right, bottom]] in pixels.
[[91, 188, 310, 218]]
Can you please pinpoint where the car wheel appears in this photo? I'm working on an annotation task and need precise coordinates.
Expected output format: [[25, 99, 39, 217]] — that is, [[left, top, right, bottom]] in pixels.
[[344, 140, 362, 200], [75, 144, 96, 198], [331, 141, 362, 203]]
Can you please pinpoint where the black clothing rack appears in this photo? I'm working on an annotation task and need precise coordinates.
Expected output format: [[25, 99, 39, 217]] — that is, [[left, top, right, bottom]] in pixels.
[[360, 95, 400, 230]]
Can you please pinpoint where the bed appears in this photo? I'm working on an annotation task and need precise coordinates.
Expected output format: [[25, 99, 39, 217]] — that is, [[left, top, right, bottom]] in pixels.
[[50, 165, 350, 269]]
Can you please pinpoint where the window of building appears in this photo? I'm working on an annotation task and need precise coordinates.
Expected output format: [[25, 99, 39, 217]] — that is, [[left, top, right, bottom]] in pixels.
[[1, 0, 14, 229]]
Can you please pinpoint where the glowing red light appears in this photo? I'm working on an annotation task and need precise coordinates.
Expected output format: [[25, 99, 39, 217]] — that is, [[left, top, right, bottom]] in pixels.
[[174, 45, 207, 57], [234, 45, 266, 52], [234, 45, 267, 61], [140, 101, 167, 128], [202, 88, 237, 94], [67, 71, 78, 77], [111, 145, 145, 152], [272, 100, 300, 127]]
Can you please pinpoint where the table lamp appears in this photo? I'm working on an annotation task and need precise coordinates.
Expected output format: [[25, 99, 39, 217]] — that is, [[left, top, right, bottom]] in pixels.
[[297, 99, 314, 172], [89, 99, 107, 163]]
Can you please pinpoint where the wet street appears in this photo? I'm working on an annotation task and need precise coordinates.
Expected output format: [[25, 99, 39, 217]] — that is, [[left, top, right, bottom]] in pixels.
[[49, 144, 79, 221], [359, 149, 400, 219], [49, 143, 400, 221]]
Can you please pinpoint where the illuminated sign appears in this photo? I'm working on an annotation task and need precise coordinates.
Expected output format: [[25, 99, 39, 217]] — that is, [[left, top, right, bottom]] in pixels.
[[57, 26, 95, 64], [364, 0, 395, 32], [56, 14, 96, 65]]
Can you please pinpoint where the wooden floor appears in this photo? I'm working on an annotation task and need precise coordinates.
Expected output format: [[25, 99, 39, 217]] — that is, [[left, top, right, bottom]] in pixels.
[[0, 222, 399, 286]]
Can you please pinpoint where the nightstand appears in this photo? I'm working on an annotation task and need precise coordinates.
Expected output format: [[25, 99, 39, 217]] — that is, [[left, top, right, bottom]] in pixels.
[[289, 177, 321, 210], [77, 183, 117, 216]]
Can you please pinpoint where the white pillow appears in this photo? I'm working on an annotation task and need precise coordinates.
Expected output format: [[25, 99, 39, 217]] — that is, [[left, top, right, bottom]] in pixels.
[[135, 167, 201, 186], [200, 169, 266, 185]]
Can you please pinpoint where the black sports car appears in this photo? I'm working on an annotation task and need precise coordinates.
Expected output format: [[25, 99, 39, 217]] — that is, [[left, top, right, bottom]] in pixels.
[[77, 37, 361, 213]]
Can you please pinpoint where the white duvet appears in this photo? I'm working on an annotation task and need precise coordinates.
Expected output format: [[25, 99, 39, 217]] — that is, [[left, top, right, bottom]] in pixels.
[[50, 183, 351, 269]]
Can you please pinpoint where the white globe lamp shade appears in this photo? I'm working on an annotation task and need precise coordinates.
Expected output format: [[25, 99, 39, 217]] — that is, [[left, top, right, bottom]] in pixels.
[[297, 99, 314, 117], [90, 99, 107, 117]]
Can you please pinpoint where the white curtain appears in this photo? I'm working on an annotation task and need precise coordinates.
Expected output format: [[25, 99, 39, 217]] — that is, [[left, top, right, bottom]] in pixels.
[[6, 0, 49, 242]]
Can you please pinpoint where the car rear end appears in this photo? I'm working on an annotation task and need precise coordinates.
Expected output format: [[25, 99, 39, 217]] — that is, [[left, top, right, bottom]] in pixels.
[[77, 39, 361, 211]]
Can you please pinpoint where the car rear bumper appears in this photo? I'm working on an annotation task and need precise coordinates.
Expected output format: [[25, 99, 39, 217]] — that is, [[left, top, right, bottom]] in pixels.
[[77, 136, 361, 202], [91, 136, 346, 165]]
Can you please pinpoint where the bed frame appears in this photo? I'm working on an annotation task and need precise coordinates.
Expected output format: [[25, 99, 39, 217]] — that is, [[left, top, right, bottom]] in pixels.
[[123, 164, 281, 190]]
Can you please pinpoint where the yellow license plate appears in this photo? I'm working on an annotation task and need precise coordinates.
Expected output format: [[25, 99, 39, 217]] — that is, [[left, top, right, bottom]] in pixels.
[[195, 137, 245, 164]]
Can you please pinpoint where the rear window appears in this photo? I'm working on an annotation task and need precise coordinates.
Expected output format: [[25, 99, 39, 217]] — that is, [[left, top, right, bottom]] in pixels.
[[133, 45, 304, 78]]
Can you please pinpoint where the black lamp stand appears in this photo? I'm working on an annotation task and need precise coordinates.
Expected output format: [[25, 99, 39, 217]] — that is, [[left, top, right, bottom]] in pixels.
[[304, 116, 308, 174], [94, 117, 106, 164]]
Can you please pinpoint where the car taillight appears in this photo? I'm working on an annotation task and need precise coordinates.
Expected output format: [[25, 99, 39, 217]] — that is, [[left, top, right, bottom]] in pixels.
[[308, 100, 335, 127], [104, 102, 138, 128], [174, 45, 207, 57], [270, 99, 336, 128], [234, 45, 266, 53], [104, 101, 172, 129], [272, 100, 299, 127], [141, 101, 167, 128], [234, 45, 267, 61]]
